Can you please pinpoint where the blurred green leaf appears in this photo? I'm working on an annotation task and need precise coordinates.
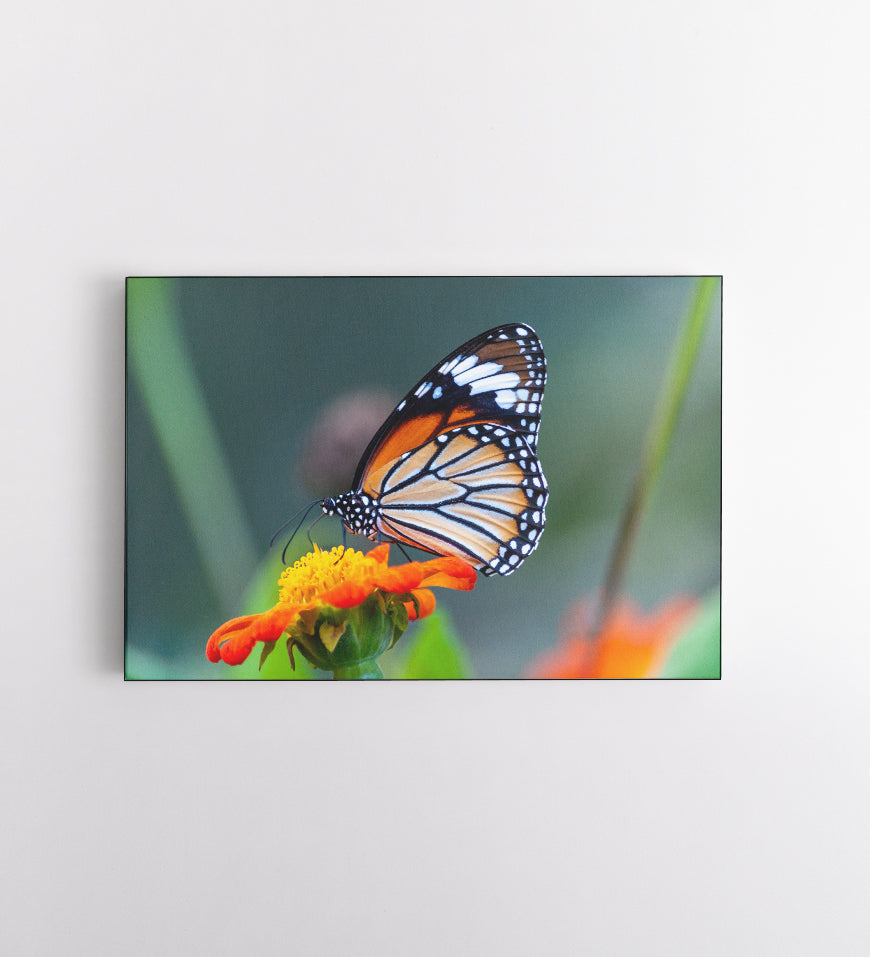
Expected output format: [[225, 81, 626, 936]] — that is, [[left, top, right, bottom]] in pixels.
[[396, 609, 473, 679], [658, 588, 720, 678]]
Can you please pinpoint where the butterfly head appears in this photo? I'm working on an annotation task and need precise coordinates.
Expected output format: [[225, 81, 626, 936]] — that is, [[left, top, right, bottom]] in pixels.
[[321, 491, 379, 538]]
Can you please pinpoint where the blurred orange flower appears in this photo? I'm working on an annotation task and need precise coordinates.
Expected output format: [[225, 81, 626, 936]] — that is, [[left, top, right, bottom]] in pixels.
[[206, 544, 476, 671], [526, 596, 698, 679]]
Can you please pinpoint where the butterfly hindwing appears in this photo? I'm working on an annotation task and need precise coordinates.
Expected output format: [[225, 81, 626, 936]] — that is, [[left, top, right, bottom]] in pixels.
[[372, 423, 548, 576], [352, 323, 546, 490]]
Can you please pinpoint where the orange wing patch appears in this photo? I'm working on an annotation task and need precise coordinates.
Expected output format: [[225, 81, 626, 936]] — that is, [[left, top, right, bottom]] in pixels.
[[363, 413, 442, 485], [442, 403, 481, 431]]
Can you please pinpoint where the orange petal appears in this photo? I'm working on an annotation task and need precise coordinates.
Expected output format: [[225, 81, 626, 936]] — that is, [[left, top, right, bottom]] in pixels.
[[366, 544, 391, 565], [371, 554, 476, 594], [418, 556, 477, 590], [527, 597, 699, 679], [207, 614, 257, 663], [406, 588, 436, 620], [206, 604, 299, 665], [370, 562, 427, 593], [584, 633, 661, 679], [319, 579, 375, 608]]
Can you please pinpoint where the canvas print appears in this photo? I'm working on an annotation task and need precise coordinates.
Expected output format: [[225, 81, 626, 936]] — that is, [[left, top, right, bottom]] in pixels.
[[125, 277, 721, 679]]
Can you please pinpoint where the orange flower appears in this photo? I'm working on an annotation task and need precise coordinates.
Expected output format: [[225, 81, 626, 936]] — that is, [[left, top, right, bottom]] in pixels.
[[207, 544, 476, 677], [526, 596, 698, 679]]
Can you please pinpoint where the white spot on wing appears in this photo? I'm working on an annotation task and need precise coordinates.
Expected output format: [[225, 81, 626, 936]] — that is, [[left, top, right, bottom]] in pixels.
[[439, 356, 462, 375], [451, 355, 478, 377], [453, 360, 502, 386], [467, 371, 521, 395]]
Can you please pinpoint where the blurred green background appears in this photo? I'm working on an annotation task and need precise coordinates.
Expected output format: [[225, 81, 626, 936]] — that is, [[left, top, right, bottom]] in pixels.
[[125, 277, 721, 679]]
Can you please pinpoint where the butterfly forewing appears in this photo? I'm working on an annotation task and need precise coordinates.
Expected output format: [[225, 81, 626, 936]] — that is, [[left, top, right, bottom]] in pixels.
[[351, 323, 546, 490]]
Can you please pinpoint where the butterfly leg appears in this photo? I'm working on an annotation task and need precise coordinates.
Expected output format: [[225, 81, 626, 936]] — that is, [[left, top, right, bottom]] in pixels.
[[328, 525, 348, 566], [305, 513, 326, 547], [396, 542, 415, 563]]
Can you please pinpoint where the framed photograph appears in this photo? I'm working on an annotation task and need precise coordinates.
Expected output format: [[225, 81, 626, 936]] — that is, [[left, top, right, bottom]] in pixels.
[[126, 277, 721, 679]]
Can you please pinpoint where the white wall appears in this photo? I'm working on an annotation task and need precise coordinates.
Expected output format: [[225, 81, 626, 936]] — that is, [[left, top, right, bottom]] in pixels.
[[2, 3, 868, 954]]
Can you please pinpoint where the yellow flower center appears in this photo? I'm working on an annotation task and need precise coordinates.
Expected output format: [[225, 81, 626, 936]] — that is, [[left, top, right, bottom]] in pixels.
[[277, 545, 375, 604]]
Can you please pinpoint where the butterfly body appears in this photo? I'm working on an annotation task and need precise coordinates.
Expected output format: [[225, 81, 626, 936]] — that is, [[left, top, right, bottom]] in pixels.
[[321, 324, 548, 576]]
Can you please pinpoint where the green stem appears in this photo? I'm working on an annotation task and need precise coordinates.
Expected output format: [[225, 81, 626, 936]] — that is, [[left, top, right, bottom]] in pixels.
[[127, 278, 258, 614], [592, 277, 718, 638], [332, 660, 385, 680]]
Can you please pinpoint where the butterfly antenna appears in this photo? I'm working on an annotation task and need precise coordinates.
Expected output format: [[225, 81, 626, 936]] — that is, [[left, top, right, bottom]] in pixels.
[[269, 499, 322, 548], [273, 500, 325, 564]]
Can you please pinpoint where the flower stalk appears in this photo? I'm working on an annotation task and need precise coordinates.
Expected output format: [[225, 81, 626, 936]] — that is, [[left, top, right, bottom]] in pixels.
[[333, 661, 385, 680], [593, 277, 718, 638]]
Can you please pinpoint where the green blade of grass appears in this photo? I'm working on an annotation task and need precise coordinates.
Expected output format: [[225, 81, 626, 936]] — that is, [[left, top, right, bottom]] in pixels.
[[594, 277, 719, 636], [127, 278, 257, 614]]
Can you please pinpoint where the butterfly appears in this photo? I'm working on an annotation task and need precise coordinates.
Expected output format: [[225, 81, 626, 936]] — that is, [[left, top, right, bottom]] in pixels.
[[321, 323, 548, 576]]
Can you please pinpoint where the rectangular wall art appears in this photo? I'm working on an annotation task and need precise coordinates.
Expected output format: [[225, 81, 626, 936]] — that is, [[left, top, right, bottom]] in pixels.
[[125, 277, 721, 680]]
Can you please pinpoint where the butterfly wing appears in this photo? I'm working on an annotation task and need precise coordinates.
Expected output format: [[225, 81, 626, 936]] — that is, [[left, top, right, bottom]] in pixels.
[[371, 423, 548, 576], [352, 323, 546, 492]]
